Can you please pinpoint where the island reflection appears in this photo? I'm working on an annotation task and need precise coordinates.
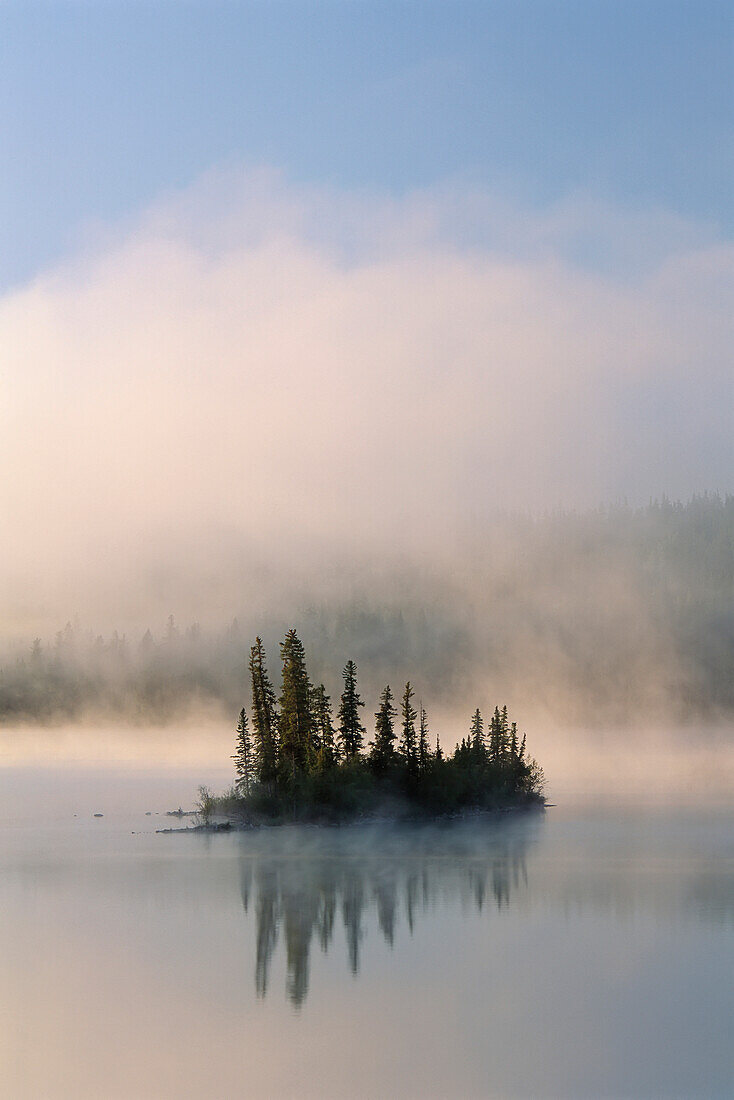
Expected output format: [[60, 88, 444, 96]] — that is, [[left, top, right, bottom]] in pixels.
[[236, 815, 540, 1006]]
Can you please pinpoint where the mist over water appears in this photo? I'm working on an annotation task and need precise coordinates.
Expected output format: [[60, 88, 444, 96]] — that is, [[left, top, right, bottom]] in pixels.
[[2, 5, 732, 1095], [1, 97, 731, 1100], [1, 765, 732, 1099], [3, 495, 733, 737], [2, 707, 732, 1098]]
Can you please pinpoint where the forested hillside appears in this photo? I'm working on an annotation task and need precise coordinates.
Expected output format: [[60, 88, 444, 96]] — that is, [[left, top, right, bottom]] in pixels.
[[2, 495, 732, 726]]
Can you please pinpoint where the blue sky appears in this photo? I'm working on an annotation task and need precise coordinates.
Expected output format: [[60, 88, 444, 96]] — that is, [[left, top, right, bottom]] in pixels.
[[2, 0, 731, 289], [1, 2, 731, 628]]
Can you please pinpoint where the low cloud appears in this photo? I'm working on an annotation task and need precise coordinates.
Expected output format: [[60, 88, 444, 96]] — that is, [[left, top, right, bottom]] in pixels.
[[1, 166, 731, 633]]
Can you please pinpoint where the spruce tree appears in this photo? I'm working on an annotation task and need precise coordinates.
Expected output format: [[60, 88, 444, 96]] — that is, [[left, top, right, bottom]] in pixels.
[[278, 629, 313, 775], [370, 684, 397, 774], [470, 708, 484, 753], [509, 721, 521, 789], [232, 707, 253, 796], [308, 684, 322, 763], [418, 704, 430, 771], [400, 682, 417, 770], [489, 706, 502, 763], [338, 660, 365, 757], [249, 637, 278, 786], [311, 682, 337, 771]]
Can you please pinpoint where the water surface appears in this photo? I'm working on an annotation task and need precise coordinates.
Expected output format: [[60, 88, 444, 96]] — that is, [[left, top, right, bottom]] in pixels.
[[1, 764, 732, 1098]]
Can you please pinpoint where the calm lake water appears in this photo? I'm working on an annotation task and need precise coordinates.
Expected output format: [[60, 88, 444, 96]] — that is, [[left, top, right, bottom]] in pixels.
[[1, 764, 733, 1099]]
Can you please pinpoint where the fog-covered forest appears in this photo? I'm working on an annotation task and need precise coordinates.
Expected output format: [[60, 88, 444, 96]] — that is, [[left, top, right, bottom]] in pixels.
[[2, 495, 732, 727]]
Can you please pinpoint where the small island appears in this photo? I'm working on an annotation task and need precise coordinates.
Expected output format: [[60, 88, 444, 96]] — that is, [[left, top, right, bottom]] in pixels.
[[200, 630, 545, 826]]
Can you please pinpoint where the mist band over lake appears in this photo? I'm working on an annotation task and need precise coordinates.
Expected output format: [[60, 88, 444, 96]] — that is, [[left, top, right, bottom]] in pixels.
[[1, 754, 732, 1100], [3, 2, 733, 1097]]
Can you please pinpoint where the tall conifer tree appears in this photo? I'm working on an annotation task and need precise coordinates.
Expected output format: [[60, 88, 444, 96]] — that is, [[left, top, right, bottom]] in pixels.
[[370, 684, 397, 774], [400, 682, 417, 769], [249, 637, 278, 785], [338, 660, 366, 757], [418, 704, 430, 771], [278, 629, 312, 774], [470, 708, 484, 752], [311, 682, 337, 770], [489, 706, 503, 763], [232, 707, 253, 796]]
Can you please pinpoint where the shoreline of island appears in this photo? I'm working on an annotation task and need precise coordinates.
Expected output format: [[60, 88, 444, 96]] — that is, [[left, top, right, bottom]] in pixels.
[[157, 798, 546, 834], [179, 628, 546, 833]]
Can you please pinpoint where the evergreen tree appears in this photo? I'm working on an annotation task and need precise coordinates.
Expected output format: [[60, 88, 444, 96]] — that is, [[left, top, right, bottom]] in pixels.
[[308, 684, 322, 762], [370, 684, 397, 774], [400, 682, 417, 769], [470, 708, 484, 753], [418, 704, 430, 771], [338, 659, 365, 757], [489, 706, 503, 763], [278, 629, 313, 775], [249, 637, 278, 786], [509, 721, 523, 788], [232, 707, 253, 796], [311, 682, 337, 771], [213, 640, 544, 821]]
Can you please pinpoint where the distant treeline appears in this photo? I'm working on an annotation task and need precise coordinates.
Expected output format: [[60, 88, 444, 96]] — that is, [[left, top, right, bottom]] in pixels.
[[204, 629, 544, 822], [1, 494, 732, 725]]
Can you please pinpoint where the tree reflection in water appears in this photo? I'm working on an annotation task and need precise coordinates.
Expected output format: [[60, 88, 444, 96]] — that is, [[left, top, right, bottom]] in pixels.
[[237, 815, 540, 1007]]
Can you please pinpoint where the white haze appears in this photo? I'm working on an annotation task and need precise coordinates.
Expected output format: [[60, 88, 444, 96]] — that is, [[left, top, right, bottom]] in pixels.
[[1, 166, 731, 638]]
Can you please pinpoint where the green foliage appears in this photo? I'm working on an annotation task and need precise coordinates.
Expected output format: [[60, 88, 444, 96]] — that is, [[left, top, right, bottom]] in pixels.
[[337, 659, 366, 757], [418, 704, 430, 772], [311, 682, 337, 771], [196, 785, 215, 822], [278, 629, 313, 778], [232, 707, 253, 795], [370, 684, 397, 775], [249, 637, 278, 786], [488, 706, 508, 763], [400, 681, 417, 771], [470, 708, 484, 750], [222, 629, 545, 823]]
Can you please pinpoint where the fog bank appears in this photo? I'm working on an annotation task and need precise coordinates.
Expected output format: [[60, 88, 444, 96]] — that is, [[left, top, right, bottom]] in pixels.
[[2, 169, 731, 637], [2, 171, 731, 731], [2, 497, 732, 728]]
